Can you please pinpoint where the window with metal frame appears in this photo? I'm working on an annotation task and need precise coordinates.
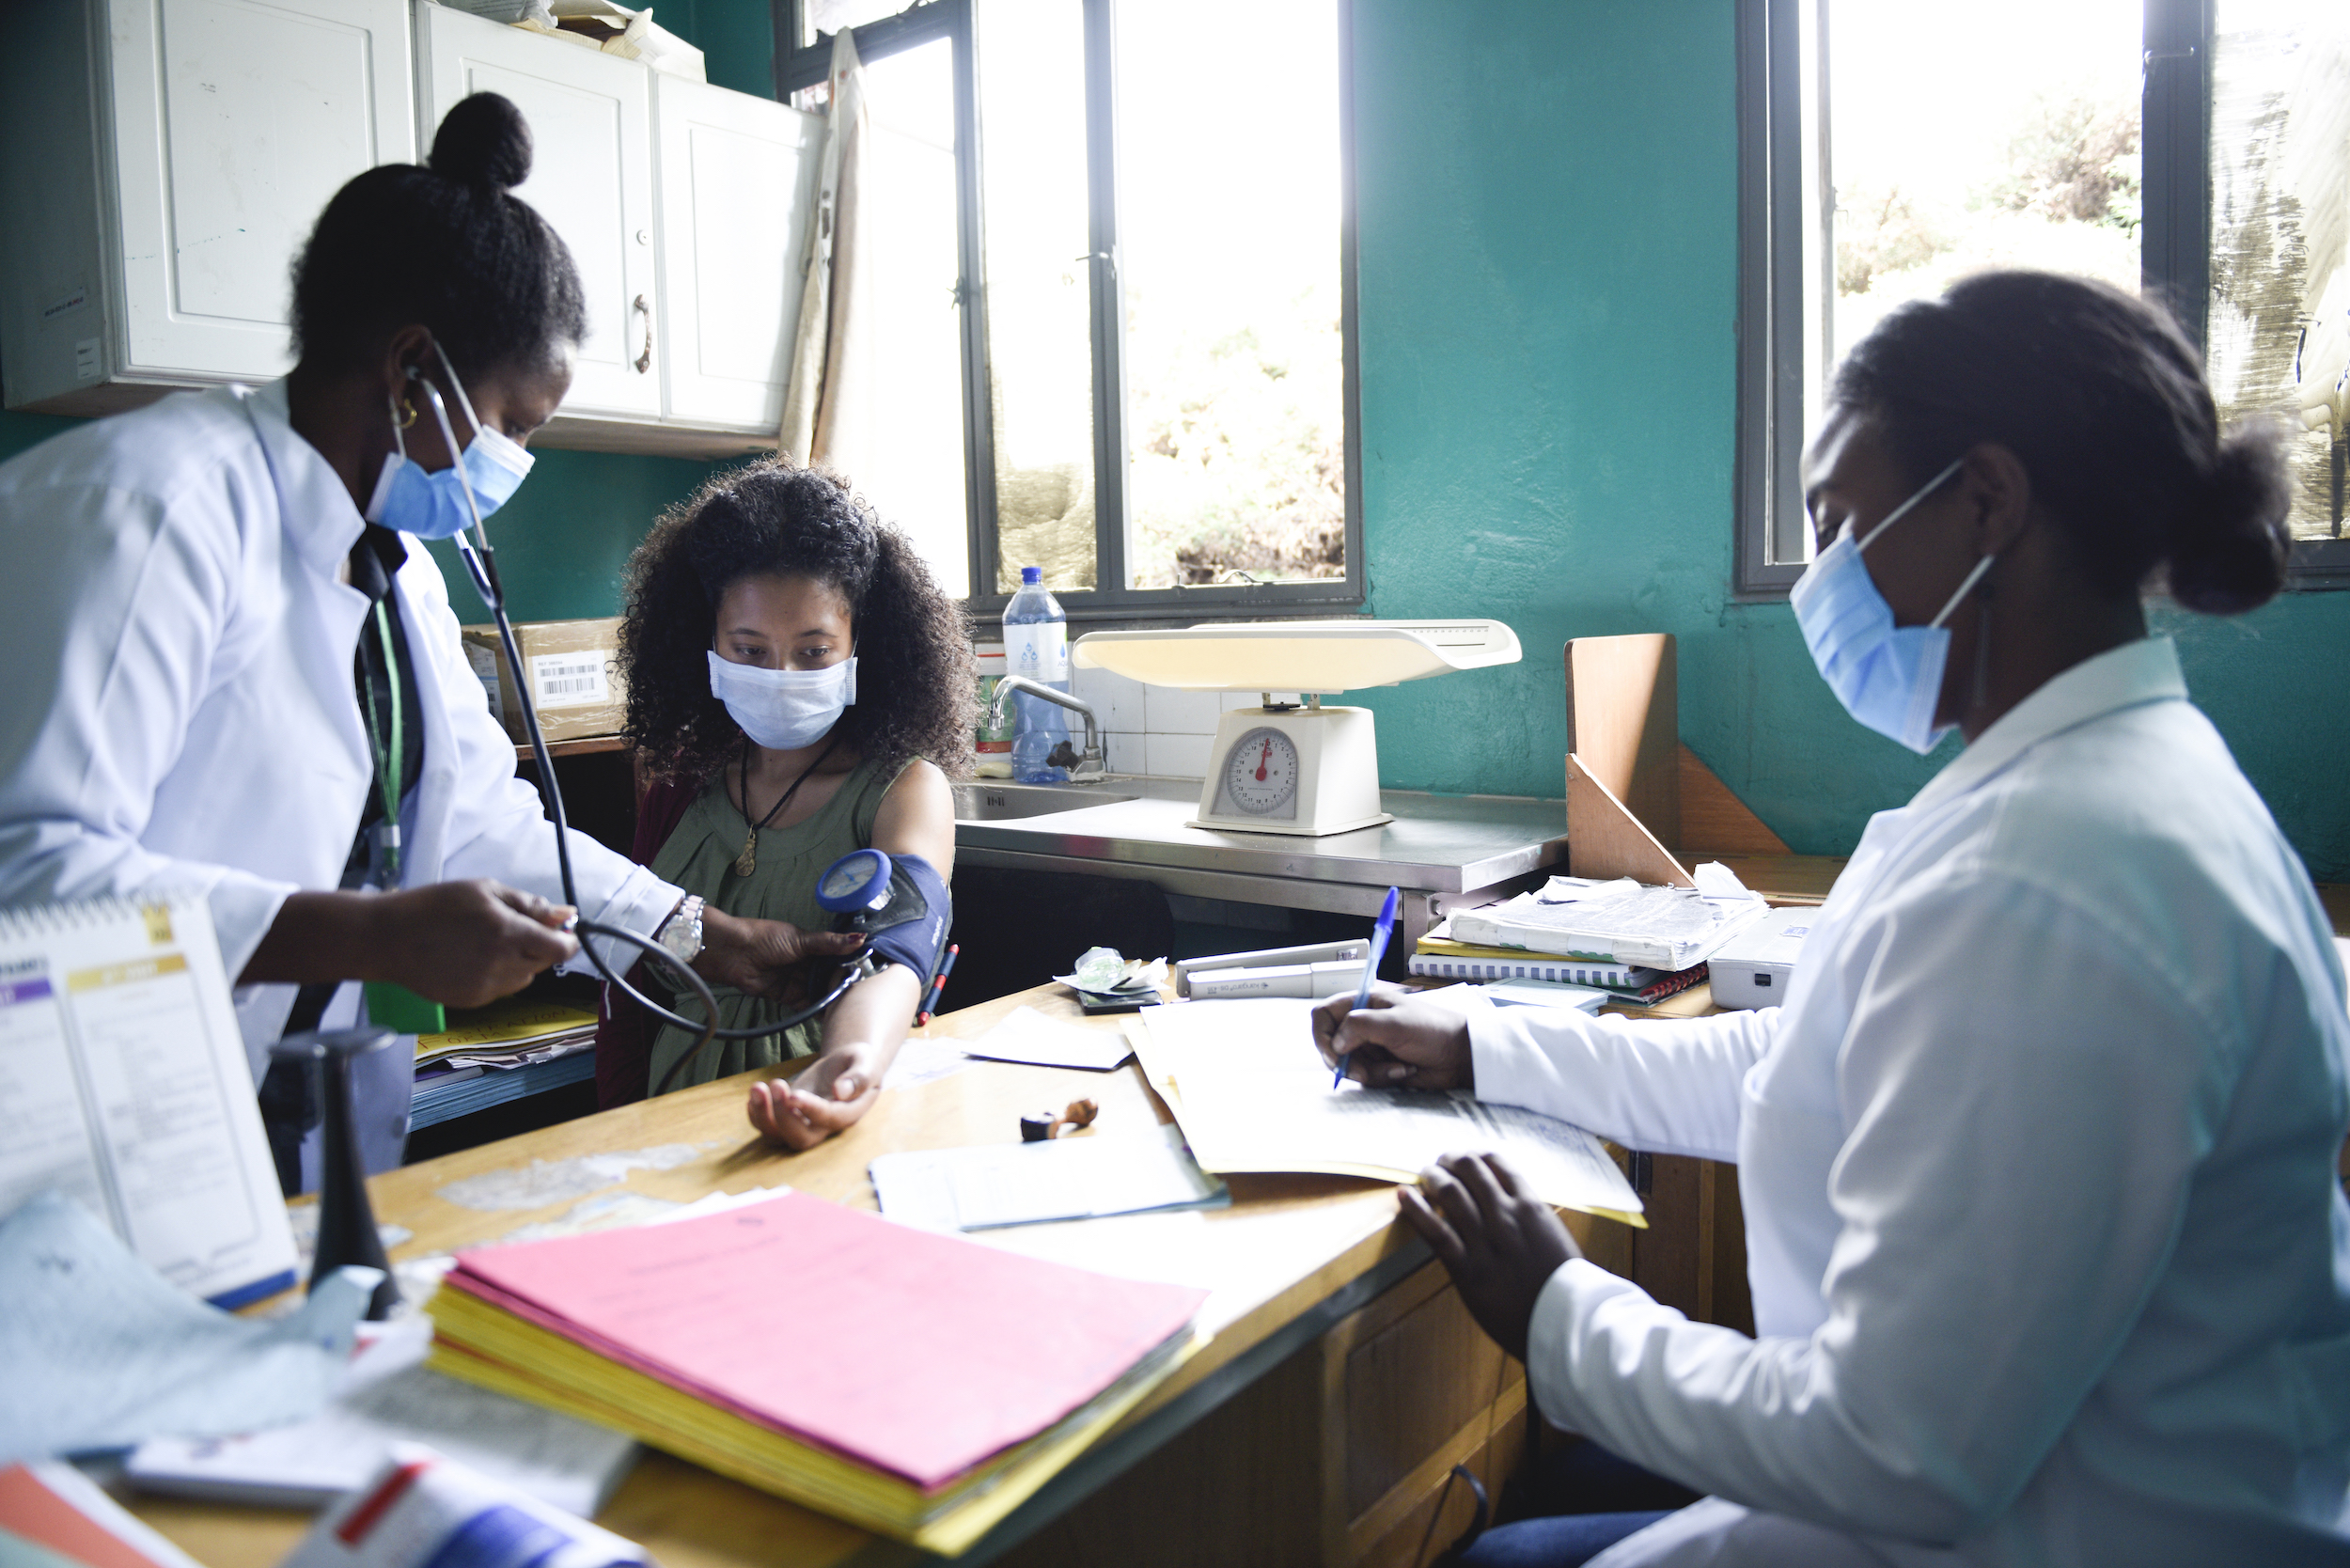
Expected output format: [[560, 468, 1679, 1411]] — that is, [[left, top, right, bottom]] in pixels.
[[1736, 0, 2350, 596], [775, 0, 1365, 620]]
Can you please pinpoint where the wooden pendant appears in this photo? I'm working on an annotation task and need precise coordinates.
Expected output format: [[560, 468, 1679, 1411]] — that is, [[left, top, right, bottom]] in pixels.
[[734, 829, 758, 877]]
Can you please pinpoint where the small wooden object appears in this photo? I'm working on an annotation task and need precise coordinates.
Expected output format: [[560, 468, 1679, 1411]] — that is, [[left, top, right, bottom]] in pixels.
[[1020, 1097, 1100, 1142]]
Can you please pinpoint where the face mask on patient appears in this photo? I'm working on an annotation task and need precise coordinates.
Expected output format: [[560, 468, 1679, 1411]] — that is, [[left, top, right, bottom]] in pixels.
[[708, 651, 857, 751]]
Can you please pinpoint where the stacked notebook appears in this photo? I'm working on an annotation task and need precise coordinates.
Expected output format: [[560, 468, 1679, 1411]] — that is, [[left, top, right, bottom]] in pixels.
[[425, 1192, 1205, 1555], [1410, 922, 1709, 1001]]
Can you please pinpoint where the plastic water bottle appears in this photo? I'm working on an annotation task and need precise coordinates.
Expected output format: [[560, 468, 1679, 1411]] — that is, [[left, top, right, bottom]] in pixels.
[[1002, 566, 1071, 784]]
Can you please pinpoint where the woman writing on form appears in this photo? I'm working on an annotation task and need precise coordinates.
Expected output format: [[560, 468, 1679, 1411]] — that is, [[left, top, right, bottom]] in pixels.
[[1320, 272, 2350, 1565], [0, 95, 848, 1185], [595, 462, 967, 1148]]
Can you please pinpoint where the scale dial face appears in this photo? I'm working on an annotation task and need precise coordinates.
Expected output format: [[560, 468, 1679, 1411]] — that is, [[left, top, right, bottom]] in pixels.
[[1221, 727, 1300, 817]]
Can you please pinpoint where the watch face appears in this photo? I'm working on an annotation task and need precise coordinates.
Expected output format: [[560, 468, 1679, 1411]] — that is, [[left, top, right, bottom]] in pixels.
[[1220, 727, 1299, 816]]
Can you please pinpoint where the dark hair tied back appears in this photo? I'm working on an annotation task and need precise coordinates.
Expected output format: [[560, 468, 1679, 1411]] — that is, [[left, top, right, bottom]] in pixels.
[[430, 90, 534, 195], [290, 92, 586, 384], [1832, 270, 2292, 616], [2170, 422, 2293, 614]]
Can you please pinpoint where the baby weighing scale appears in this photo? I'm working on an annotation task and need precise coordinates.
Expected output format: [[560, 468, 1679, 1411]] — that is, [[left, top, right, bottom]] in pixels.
[[1072, 619, 1522, 836]]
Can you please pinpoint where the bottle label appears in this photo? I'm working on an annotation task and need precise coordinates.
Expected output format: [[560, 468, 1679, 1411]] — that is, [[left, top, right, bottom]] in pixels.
[[1003, 622, 1068, 683]]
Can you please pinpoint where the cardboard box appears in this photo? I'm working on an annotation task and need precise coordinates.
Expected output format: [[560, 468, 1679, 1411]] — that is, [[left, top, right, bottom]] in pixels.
[[460, 619, 626, 745]]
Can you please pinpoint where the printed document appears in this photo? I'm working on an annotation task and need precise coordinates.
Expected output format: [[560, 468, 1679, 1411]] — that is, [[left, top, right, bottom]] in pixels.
[[0, 895, 296, 1306], [1133, 996, 1643, 1222]]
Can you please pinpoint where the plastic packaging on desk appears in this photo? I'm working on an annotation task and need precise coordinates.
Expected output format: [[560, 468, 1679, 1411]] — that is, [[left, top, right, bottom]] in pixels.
[[1002, 567, 1070, 783]]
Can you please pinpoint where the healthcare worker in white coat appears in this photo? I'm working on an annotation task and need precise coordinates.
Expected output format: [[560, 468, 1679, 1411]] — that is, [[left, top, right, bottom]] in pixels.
[[1318, 271, 2350, 1566], [0, 94, 861, 1187]]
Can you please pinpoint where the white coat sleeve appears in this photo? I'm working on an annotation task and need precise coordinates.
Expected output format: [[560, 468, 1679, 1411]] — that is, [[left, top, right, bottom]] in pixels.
[[1468, 1005, 1779, 1162], [396, 555, 680, 969], [1519, 871, 2225, 1543], [0, 475, 297, 977]]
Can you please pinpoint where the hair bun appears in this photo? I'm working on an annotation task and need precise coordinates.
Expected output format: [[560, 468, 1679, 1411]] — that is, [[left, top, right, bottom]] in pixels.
[[2168, 422, 2292, 614], [430, 93, 533, 195]]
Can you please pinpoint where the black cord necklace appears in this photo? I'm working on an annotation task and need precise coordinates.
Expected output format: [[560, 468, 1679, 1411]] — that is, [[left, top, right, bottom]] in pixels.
[[733, 732, 842, 877]]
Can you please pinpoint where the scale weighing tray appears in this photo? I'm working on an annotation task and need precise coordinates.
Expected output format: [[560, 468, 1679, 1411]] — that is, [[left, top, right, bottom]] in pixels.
[[1073, 620, 1521, 836]]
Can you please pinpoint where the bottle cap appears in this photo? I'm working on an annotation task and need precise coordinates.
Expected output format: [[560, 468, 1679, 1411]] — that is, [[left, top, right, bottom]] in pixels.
[[1021, 566, 1042, 583]]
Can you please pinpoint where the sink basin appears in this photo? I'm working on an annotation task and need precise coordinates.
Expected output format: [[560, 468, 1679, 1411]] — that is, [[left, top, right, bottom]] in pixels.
[[952, 781, 1139, 821]]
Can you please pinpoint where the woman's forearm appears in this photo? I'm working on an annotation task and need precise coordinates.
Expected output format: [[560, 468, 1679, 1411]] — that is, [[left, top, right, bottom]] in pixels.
[[820, 961, 923, 1069]]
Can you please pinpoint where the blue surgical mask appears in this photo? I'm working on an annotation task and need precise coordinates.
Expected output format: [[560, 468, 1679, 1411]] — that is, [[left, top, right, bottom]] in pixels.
[[1789, 458, 1996, 755], [363, 378, 534, 541], [708, 651, 857, 751]]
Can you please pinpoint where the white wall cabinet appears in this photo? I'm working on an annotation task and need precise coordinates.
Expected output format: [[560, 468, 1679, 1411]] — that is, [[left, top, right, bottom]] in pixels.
[[652, 74, 822, 435], [3, 0, 821, 454], [0, 0, 416, 415], [414, 3, 661, 422]]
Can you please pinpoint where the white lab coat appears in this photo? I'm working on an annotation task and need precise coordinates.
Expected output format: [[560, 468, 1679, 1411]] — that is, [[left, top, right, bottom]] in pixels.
[[0, 383, 680, 1153], [1467, 639, 2350, 1566]]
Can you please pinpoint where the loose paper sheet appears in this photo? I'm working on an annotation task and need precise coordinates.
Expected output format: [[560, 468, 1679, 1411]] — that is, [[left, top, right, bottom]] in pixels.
[[0, 1193, 374, 1463], [952, 1005, 1133, 1072], [1133, 998, 1643, 1222], [870, 1122, 1226, 1231], [125, 1317, 637, 1516]]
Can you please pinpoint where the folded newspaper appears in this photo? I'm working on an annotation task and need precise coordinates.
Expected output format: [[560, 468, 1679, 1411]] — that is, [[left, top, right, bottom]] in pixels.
[[1448, 864, 1772, 971]]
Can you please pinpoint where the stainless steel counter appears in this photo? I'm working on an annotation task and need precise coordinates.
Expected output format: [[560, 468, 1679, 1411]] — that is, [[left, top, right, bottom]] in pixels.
[[952, 776, 1568, 942]]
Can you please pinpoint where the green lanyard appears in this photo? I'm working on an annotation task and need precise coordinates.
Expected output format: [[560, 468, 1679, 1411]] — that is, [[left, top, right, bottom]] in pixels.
[[357, 600, 404, 888]]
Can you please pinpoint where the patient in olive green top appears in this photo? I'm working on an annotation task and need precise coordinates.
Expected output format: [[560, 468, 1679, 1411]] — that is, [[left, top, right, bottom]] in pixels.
[[644, 754, 906, 1085], [607, 460, 974, 1149]]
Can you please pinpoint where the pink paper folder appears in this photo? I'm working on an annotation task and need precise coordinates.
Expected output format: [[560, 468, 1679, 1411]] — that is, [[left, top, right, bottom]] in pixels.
[[439, 1192, 1206, 1492]]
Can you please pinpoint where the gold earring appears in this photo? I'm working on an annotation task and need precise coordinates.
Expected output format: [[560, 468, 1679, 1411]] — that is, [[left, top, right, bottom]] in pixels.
[[396, 400, 419, 429]]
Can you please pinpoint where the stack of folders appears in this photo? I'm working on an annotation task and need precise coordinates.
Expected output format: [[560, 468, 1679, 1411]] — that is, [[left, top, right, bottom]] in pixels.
[[425, 1192, 1207, 1555], [414, 1001, 598, 1087], [1410, 921, 1708, 1003]]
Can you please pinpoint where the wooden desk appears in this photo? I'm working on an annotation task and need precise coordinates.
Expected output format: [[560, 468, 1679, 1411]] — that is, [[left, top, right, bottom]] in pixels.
[[132, 983, 1625, 1568]]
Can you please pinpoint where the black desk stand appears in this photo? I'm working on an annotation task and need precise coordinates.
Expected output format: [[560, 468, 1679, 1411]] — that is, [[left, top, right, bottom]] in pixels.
[[270, 1027, 401, 1321]]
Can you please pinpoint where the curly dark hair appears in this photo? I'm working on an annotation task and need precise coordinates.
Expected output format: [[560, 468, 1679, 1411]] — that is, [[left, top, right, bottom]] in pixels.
[[619, 459, 977, 784]]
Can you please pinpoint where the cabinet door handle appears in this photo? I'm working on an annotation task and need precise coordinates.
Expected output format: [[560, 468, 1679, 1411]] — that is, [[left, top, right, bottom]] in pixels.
[[633, 294, 652, 374]]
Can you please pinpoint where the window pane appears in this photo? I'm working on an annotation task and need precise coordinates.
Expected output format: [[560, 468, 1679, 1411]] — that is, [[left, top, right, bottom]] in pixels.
[[976, 0, 1097, 593], [2209, 2, 2350, 540], [855, 38, 971, 596], [1113, 0, 1344, 589], [1823, 1, 2143, 429], [802, 0, 916, 53]]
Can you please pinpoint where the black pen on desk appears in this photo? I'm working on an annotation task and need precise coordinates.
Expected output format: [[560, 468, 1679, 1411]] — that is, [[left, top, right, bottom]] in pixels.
[[1337, 887, 1401, 1089], [916, 944, 960, 1027]]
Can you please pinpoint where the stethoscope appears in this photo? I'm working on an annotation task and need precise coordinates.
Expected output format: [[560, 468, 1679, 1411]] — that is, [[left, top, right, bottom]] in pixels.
[[409, 347, 876, 1093]]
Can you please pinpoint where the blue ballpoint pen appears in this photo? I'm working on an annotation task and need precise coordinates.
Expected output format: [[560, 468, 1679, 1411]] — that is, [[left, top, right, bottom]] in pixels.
[[1337, 886, 1401, 1088]]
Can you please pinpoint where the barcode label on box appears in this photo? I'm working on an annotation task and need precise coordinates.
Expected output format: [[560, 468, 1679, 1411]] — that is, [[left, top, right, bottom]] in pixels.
[[529, 651, 610, 710]]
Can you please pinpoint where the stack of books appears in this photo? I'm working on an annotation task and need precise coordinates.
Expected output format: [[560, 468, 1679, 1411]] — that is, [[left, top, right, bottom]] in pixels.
[[1407, 866, 1775, 1002], [425, 1191, 1205, 1555]]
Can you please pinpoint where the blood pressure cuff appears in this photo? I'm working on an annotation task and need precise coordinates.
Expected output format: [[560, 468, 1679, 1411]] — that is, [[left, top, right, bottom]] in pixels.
[[857, 852, 953, 982]]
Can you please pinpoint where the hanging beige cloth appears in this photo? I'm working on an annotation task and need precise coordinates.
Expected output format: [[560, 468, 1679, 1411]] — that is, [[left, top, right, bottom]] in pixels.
[[778, 27, 870, 469]]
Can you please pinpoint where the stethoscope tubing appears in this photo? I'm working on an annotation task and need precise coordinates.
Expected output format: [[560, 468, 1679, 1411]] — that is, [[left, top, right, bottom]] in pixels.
[[411, 360, 865, 1097]]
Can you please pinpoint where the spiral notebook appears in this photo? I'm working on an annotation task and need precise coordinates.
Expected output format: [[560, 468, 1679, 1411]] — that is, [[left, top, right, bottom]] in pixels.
[[0, 895, 297, 1308]]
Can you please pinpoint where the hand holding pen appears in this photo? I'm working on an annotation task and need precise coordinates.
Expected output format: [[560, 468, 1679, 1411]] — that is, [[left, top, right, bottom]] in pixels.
[[1333, 887, 1400, 1089]]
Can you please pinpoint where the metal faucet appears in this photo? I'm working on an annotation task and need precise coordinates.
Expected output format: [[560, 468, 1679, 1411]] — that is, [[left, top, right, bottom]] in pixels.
[[987, 675, 1105, 783]]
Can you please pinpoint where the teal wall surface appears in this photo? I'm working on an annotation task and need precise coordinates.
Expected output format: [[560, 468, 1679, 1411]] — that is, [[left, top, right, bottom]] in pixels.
[[1346, 0, 2350, 879]]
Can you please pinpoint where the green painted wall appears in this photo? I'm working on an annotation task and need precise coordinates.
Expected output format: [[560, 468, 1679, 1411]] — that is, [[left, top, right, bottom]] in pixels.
[[1347, 0, 2350, 880]]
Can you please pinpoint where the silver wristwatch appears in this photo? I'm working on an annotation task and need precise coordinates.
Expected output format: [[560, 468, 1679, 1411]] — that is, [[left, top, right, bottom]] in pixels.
[[656, 894, 705, 964]]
